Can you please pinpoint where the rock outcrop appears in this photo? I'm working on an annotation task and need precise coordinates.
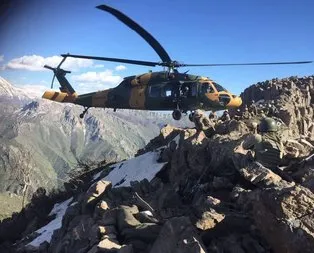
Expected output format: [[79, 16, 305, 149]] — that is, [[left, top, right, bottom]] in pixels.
[[9, 122, 314, 253], [2, 75, 314, 253], [240, 75, 314, 139]]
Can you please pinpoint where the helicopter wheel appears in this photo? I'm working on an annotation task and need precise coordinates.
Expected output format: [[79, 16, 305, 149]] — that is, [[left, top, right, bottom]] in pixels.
[[79, 107, 89, 119], [189, 111, 195, 122], [172, 109, 182, 120]]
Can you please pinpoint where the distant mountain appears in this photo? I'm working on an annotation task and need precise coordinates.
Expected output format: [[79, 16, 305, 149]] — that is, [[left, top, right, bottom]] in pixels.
[[0, 77, 192, 200]]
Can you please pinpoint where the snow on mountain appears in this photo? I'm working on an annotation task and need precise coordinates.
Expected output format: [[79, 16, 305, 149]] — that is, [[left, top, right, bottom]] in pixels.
[[0, 76, 33, 100], [0, 76, 192, 202], [26, 149, 166, 248]]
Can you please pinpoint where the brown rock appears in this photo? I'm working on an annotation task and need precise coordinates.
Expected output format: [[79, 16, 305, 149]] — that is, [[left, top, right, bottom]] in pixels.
[[117, 245, 134, 253], [116, 205, 141, 232], [98, 208, 118, 226], [82, 180, 112, 213], [99, 225, 117, 238], [149, 216, 207, 253], [252, 185, 314, 253], [121, 223, 161, 243], [195, 209, 225, 230], [98, 238, 121, 252]]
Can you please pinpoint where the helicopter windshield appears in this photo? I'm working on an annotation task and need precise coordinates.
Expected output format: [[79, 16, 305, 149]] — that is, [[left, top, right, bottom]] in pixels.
[[201, 83, 215, 93], [213, 82, 227, 92]]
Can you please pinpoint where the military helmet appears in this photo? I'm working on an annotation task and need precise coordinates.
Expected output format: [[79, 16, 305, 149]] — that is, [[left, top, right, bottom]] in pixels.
[[259, 117, 278, 132]]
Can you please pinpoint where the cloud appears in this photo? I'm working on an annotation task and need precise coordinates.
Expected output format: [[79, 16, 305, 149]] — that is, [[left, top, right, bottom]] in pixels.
[[115, 65, 126, 71], [94, 64, 104, 68], [4, 55, 94, 71], [71, 70, 123, 93], [0, 55, 4, 62]]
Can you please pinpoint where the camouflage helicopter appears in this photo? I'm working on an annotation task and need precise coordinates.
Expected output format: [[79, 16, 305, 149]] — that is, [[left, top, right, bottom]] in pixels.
[[42, 5, 312, 120]]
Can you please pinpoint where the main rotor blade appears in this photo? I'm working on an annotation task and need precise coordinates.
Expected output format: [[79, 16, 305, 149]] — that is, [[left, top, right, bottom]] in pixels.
[[61, 54, 160, 67], [179, 61, 313, 67], [96, 4, 172, 64]]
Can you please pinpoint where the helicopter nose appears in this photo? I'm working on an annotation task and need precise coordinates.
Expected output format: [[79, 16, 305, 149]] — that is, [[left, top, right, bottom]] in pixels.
[[227, 95, 242, 108]]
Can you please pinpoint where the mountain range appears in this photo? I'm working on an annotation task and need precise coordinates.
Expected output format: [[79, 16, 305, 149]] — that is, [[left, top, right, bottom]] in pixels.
[[0, 77, 192, 206]]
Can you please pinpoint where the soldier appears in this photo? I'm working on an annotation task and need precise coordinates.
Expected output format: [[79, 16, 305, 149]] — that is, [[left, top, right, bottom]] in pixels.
[[241, 117, 293, 182], [220, 110, 231, 122], [242, 117, 284, 169], [242, 105, 250, 119], [248, 100, 257, 116], [209, 111, 218, 123], [233, 109, 242, 120], [193, 109, 215, 137]]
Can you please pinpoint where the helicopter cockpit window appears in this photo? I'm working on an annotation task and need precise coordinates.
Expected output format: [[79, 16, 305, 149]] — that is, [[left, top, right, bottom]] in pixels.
[[213, 82, 227, 92], [201, 83, 214, 93]]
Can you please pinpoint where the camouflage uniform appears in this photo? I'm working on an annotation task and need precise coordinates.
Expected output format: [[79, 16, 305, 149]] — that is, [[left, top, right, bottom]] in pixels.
[[193, 110, 215, 137], [242, 105, 250, 119], [248, 101, 257, 116], [209, 112, 218, 123], [242, 132, 284, 168], [220, 110, 231, 122]]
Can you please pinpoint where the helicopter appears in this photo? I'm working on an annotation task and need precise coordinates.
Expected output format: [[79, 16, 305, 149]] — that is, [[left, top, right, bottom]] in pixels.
[[42, 4, 312, 120]]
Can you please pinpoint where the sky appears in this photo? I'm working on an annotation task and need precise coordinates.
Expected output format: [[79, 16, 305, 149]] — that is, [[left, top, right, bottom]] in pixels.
[[0, 0, 313, 96]]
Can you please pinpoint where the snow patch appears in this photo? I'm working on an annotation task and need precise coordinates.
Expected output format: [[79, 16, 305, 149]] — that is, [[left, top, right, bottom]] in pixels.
[[27, 197, 73, 248], [92, 170, 103, 180], [103, 151, 166, 188], [141, 210, 153, 217]]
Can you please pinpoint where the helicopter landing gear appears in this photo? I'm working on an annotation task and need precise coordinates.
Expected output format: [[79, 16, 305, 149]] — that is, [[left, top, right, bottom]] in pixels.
[[189, 111, 195, 122], [79, 107, 89, 119], [172, 109, 182, 120]]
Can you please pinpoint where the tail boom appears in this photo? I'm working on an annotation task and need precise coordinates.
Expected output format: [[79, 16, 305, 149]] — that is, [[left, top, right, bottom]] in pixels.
[[42, 91, 78, 103]]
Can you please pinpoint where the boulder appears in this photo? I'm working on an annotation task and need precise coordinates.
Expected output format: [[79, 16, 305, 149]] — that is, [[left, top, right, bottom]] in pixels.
[[82, 180, 112, 214], [252, 185, 314, 253], [149, 216, 207, 253]]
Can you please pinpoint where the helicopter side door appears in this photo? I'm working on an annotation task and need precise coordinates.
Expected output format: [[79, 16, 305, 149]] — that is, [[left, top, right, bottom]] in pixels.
[[179, 82, 199, 110], [146, 83, 177, 110]]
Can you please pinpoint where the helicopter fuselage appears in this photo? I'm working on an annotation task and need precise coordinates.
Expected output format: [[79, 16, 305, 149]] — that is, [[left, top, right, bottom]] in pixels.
[[69, 71, 242, 112]]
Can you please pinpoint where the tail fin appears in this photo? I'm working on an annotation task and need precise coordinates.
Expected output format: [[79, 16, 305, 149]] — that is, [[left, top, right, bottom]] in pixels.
[[43, 65, 78, 102]]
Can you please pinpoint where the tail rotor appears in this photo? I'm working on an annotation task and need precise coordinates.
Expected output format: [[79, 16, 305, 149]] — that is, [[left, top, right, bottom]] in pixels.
[[44, 55, 69, 89]]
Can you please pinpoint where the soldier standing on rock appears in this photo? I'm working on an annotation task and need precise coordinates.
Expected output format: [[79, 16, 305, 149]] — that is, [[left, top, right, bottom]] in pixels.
[[220, 110, 231, 122], [249, 100, 257, 116], [242, 105, 250, 119], [209, 112, 218, 123], [193, 109, 215, 137]]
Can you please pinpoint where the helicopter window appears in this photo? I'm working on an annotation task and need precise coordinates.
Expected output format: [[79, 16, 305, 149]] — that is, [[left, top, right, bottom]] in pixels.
[[150, 84, 175, 97], [202, 83, 214, 93], [213, 82, 226, 92], [150, 86, 161, 97], [161, 84, 173, 97], [191, 85, 197, 96]]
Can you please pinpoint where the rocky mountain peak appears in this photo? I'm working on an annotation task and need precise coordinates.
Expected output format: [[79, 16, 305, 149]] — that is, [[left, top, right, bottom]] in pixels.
[[234, 75, 314, 139], [1, 75, 313, 253]]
